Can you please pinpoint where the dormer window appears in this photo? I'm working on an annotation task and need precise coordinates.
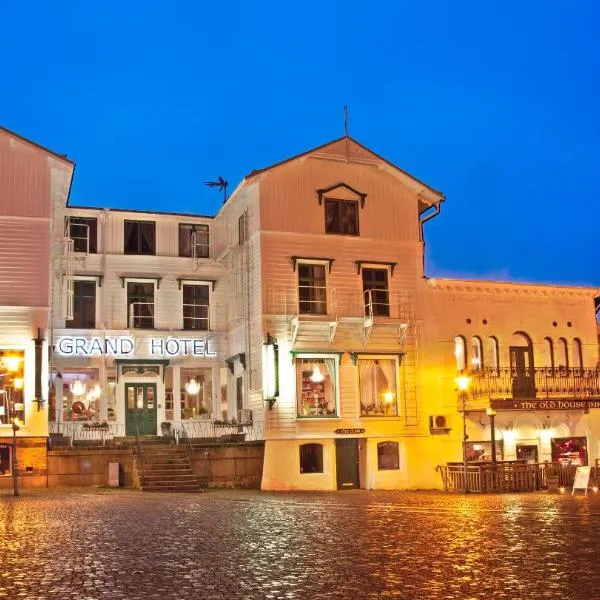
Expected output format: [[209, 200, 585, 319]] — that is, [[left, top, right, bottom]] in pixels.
[[325, 199, 359, 235]]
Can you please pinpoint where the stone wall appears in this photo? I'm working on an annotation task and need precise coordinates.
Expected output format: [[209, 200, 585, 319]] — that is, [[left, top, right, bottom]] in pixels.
[[46, 442, 265, 489], [0, 437, 47, 489]]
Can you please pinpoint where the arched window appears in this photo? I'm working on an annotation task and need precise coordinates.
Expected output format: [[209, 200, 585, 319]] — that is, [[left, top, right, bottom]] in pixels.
[[544, 337, 555, 371], [454, 336, 467, 372], [377, 441, 399, 470], [299, 443, 323, 473], [573, 338, 583, 372], [471, 337, 483, 372], [487, 336, 500, 375], [557, 338, 569, 373]]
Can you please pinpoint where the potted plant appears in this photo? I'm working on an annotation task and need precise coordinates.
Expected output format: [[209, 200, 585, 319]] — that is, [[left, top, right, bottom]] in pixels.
[[160, 421, 172, 437]]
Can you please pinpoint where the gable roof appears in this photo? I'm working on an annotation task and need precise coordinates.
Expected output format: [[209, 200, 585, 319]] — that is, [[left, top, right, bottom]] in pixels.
[[244, 135, 444, 202], [0, 125, 74, 165]]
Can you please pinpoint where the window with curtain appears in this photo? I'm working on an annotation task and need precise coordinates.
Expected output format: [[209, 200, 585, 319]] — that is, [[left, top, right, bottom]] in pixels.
[[358, 357, 398, 416], [471, 337, 483, 371], [377, 442, 399, 470], [299, 443, 323, 473], [296, 356, 338, 417], [127, 282, 154, 328], [180, 368, 212, 420], [487, 337, 500, 375], [52, 368, 100, 422], [325, 199, 359, 235], [124, 220, 156, 254], [179, 223, 209, 258], [455, 336, 466, 371]]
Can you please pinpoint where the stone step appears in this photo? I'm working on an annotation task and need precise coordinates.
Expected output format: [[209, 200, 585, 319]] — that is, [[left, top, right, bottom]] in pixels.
[[142, 476, 198, 484], [142, 469, 194, 477], [141, 485, 201, 492]]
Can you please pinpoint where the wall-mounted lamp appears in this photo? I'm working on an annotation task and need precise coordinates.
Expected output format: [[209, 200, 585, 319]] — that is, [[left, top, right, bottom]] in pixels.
[[262, 333, 279, 409]]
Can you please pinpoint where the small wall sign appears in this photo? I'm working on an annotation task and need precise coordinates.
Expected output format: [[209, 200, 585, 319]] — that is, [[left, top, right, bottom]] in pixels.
[[334, 428, 365, 434]]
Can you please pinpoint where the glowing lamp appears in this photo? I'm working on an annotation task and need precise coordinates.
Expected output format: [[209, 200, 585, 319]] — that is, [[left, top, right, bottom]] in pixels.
[[383, 391, 395, 404], [593, 486, 599, 494], [185, 378, 200, 395], [88, 384, 102, 400], [3, 356, 21, 372], [559, 487, 566, 494], [455, 375, 471, 391], [262, 334, 279, 408], [310, 365, 325, 383], [70, 380, 86, 396], [13, 378, 24, 390]]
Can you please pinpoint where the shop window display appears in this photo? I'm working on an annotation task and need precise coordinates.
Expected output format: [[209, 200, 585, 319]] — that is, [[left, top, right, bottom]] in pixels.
[[551, 437, 587, 466], [53, 369, 100, 421], [296, 357, 338, 418], [358, 358, 398, 416], [0, 350, 25, 425], [180, 368, 212, 420]]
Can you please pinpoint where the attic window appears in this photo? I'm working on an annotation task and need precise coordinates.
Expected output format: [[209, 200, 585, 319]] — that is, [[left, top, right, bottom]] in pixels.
[[325, 199, 358, 235]]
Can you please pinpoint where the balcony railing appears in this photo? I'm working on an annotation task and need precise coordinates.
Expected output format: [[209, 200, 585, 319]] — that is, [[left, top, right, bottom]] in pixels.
[[467, 366, 600, 401]]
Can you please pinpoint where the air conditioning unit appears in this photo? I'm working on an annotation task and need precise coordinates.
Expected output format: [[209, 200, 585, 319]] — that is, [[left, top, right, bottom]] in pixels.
[[429, 414, 449, 433], [238, 409, 253, 425]]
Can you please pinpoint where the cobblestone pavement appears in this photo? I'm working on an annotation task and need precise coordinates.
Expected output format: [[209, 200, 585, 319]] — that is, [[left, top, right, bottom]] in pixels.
[[1, 488, 599, 599]]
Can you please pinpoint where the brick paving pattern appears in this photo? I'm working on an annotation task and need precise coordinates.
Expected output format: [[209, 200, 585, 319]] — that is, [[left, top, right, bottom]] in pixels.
[[0, 488, 599, 599]]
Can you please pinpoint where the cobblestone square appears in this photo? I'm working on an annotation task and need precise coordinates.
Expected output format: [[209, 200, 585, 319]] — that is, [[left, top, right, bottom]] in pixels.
[[1, 488, 599, 599]]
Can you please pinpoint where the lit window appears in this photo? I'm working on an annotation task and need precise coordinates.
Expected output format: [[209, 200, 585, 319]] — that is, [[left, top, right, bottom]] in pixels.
[[325, 199, 358, 235], [471, 337, 483, 371], [51, 368, 100, 423], [0, 350, 25, 425], [377, 442, 399, 470], [455, 336, 467, 371], [298, 263, 327, 315], [299, 443, 323, 473], [296, 355, 338, 418], [180, 368, 212, 420], [358, 358, 398, 416]]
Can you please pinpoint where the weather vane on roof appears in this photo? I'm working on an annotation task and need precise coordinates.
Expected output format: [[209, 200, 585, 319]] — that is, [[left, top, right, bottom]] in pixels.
[[204, 176, 229, 203]]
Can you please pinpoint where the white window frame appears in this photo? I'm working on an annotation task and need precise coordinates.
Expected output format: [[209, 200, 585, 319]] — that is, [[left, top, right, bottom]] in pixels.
[[297, 260, 329, 316], [70, 276, 99, 329], [125, 278, 156, 329], [180, 280, 212, 331], [356, 354, 400, 418], [294, 352, 340, 419]]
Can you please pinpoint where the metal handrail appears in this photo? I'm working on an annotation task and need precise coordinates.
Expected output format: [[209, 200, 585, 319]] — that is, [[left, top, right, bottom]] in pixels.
[[135, 426, 145, 485], [128, 302, 154, 329], [179, 423, 194, 464], [465, 366, 600, 401]]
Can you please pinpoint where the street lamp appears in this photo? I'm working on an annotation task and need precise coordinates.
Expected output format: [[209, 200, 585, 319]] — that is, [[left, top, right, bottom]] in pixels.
[[486, 407, 497, 465], [456, 375, 472, 493]]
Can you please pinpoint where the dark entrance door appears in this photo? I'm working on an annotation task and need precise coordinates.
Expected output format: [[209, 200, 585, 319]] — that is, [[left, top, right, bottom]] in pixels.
[[510, 346, 535, 398], [516, 444, 539, 464], [125, 383, 157, 436], [335, 438, 360, 489]]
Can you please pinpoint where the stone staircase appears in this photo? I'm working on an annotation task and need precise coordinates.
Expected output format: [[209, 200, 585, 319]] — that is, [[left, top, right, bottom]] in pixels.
[[135, 442, 200, 492]]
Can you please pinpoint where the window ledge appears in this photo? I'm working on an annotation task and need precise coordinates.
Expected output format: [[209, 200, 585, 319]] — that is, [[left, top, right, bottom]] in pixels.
[[296, 416, 342, 421]]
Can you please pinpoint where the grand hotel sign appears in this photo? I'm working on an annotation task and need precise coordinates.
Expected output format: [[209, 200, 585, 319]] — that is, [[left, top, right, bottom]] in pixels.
[[56, 336, 216, 358]]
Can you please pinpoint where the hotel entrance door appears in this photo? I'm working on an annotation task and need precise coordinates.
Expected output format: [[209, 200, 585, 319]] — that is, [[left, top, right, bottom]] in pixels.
[[125, 383, 157, 436]]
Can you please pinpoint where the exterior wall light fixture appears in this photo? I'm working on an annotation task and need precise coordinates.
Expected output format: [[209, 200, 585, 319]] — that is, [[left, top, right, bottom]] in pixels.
[[262, 333, 279, 409]]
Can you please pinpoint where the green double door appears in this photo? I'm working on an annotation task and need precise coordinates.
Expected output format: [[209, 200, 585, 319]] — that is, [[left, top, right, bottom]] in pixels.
[[125, 383, 157, 436]]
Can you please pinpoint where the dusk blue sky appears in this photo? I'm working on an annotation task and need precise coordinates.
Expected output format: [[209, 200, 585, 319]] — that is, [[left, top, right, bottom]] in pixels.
[[2, 1, 599, 286]]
